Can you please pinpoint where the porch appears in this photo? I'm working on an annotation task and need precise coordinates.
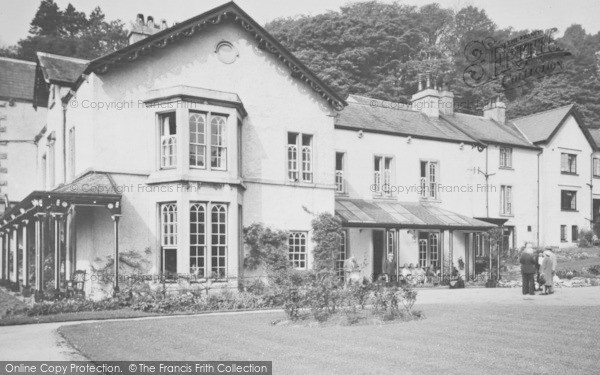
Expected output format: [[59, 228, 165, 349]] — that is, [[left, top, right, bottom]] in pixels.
[[335, 198, 499, 283], [0, 172, 121, 296]]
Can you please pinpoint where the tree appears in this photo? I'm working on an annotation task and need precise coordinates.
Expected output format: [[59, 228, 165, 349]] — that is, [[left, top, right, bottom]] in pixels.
[[1, 1, 127, 61]]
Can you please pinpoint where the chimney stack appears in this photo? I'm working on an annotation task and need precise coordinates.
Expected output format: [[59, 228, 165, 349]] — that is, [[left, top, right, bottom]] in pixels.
[[411, 72, 440, 117], [483, 96, 506, 124], [128, 13, 163, 45], [438, 79, 454, 115]]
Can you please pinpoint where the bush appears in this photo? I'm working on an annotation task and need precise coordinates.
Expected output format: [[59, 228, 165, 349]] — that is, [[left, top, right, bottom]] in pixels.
[[578, 229, 595, 248], [587, 265, 600, 276]]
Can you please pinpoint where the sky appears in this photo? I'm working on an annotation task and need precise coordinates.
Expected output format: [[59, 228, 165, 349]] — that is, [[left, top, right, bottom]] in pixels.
[[0, 0, 599, 47]]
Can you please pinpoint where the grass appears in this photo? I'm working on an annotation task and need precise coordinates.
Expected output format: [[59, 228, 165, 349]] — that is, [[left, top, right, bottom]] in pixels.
[[60, 303, 600, 374]]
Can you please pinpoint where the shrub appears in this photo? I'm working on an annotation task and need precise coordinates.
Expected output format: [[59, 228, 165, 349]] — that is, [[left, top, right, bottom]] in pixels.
[[578, 229, 595, 248], [243, 223, 289, 272], [587, 265, 600, 276], [311, 213, 343, 272]]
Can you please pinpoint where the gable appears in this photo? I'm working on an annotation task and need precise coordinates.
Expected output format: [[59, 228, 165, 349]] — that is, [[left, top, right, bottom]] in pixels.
[[79, 2, 345, 111]]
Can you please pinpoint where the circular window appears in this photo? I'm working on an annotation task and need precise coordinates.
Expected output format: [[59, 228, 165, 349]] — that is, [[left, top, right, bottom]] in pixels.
[[215, 41, 238, 64]]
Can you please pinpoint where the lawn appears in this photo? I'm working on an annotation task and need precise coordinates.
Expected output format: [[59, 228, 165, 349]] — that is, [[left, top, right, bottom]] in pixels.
[[60, 303, 600, 374]]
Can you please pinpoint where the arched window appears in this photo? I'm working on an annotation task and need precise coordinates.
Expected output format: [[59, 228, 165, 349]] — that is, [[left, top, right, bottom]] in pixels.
[[190, 203, 206, 277], [210, 116, 227, 170], [211, 204, 227, 278], [189, 113, 206, 168], [288, 232, 307, 269], [160, 203, 178, 276]]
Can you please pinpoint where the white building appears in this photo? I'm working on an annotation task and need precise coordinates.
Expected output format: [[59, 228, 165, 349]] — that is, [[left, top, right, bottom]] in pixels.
[[0, 2, 596, 295]]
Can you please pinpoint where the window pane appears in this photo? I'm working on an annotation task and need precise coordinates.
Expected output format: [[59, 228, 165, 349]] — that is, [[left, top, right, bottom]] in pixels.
[[288, 232, 307, 269], [210, 204, 227, 278], [189, 113, 206, 168]]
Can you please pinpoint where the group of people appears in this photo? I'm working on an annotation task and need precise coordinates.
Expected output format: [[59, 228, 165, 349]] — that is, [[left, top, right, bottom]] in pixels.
[[382, 253, 439, 285], [519, 243, 557, 295]]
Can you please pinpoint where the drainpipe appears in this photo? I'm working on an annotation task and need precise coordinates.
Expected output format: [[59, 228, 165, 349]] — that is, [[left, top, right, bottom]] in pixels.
[[536, 149, 543, 248], [485, 147, 489, 217], [590, 152, 595, 228]]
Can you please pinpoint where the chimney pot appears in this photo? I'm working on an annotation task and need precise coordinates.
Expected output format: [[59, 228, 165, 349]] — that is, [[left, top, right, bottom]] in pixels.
[[483, 96, 506, 124], [136, 13, 144, 25], [147, 16, 155, 28], [161, 19, 168, 29]]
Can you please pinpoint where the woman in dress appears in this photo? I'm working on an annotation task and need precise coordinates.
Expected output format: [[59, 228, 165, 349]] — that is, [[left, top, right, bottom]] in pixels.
[[540, 249, 556, 294]]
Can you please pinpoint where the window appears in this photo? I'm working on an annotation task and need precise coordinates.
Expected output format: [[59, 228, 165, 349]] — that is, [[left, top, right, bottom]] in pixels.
[[420, 161, 438, 200], [68, 127, 75, 179], [288, 232, 307, 269], [160, 203, 178, 275], [499, 147, 512, 168], [572, 225, 578, 242], [287, 133, 313, 183], [211, 115, 227, 170], [335, 152, 345, 193], [336, 231, 347, 279], [527, 226, 532, 232], [561, 190, 577, 211], [374, 156, 393, 196], [189, 203, 206, 277], [594, 158, 600, 177], [159, 112, 177, 169], [418, 232, 439, 268], [500, 185, 512, 215], [211, 204, 227, 278], [189, 112, 206, 168], [561, 153, 577, 174], [560, 225, 567, 242], [189, 203, 228, 279], [474, 233, 489, 257]]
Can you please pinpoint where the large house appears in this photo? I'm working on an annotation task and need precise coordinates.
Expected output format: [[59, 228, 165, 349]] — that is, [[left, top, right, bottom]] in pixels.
[[0, 2, 597, 297]]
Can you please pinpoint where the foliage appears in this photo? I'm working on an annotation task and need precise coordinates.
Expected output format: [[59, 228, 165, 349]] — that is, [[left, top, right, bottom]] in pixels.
[[578, 229, 596, 248], [266, 2, 600, 126], [243, 223, 289, 272], [1, 0, 127, 61], [311, 213, 343, 272]]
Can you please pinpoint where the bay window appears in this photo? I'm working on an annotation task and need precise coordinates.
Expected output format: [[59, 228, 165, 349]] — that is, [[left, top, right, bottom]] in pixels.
[[189, 202, 228, 279]]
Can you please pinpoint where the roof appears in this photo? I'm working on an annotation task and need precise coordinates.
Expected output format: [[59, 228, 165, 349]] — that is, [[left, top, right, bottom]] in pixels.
[[444, 112, 535, 149], [511, 105, 574, 144], [36, 52, 88, 86], [337, 95, 478, 144], [588, 127, 600, 149], [0, 57, 36, 101], [0, 172, 121, 231], [335, 198, 497, 230], [79, 1, 345, 110], [53, 171, 121, 195]]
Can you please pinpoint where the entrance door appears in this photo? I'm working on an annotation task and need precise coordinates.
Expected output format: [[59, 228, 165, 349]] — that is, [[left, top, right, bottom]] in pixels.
[[594, 199, 600, 223], [372, 230, 385, 280]]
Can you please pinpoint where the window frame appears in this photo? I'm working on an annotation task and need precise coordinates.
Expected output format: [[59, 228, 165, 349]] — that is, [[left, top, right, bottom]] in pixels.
[[420, 160, 439, 200], [560, 225, 567, 242], [159, 202, 178, 277], [594, 158, 600, 178], [560, 190, 577, 211], [571, 225, 578, 242], [158, 112, 178, 170], [500, 185, 513, 215], [335, 152, 345, 194], [560, 153, 577, 175], [336, 230, 348, 279], [287, 132, 313, 184], [188, 202, 228, 280], [373, 155, 393, 197], [499, 147, 513, 169], [288, 231, 308, 270]]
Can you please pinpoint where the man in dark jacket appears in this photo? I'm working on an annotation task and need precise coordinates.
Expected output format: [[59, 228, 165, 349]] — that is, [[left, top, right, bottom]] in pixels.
[[519, 243, 537, 295]]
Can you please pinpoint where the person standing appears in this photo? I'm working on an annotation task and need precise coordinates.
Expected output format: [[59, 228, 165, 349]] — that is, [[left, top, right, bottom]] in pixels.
[[519, 243, 537, 295], [382, 252, 397, 283], [540, 249, 556, 294]]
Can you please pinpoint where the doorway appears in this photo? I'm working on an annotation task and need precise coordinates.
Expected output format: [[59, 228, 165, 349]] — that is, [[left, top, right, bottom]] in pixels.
[[372, 230, 385, 279]]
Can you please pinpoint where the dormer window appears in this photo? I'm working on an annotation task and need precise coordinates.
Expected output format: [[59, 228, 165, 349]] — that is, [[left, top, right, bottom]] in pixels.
[[159, 112, 177, 169]]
